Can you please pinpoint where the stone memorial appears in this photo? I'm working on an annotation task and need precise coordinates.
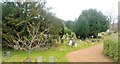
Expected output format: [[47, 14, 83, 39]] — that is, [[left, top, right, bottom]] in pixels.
[[75, 43, 77, 47], [68, 40, 72, 46], [71, 42, 75, 46], [24, 57, 32, 62], [48, 56, 54, 62], [78, 39, 82, 44], [6, 51, 10, 58], [37, 56, 42, 62], [68, 38, 73, 46], [14, 45, 19, 50]]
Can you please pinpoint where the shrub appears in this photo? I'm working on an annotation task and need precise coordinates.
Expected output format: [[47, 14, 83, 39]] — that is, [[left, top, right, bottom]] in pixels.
[[103, 39, 118, 62], [64, 27, 72, 35]]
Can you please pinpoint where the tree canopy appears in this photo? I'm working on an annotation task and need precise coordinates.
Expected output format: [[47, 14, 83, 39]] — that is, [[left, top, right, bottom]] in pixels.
[[2, 1, 64, 51], [74, 9, 109, 38], [2, 1, 110, 51]]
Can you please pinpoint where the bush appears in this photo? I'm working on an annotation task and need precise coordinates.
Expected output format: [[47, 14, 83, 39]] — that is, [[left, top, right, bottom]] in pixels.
[[103, 40, 118, 62], [64, 27, 72, 35]]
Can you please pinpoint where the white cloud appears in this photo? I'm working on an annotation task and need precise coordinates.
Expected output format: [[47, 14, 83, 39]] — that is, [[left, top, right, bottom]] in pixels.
[[46, 0, 119, 21]]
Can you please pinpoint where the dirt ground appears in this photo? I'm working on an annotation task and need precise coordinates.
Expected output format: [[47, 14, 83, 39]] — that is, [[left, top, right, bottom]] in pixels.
[[66, 43, 113, 62]]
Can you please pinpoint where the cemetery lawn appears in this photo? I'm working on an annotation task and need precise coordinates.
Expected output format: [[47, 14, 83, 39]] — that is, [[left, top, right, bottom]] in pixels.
[[2, 40, 99, 62]]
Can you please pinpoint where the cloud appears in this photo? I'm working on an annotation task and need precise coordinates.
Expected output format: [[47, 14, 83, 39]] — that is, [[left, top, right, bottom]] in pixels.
[[46, 0, 119, 21]]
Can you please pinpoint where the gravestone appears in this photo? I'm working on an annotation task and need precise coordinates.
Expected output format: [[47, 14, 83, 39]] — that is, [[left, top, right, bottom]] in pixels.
[[71, 42, 75, 46], [37, 56, 42, 64], [14, 45, 19, 50], [6, 51, 10, 58], [44, 34, 48, 38], [66, 37, 69, 40], [74, 43, 77, 47], [68, 39, 73, 46], [24, 57, 32, 62], [91, 35, 94, 38], [48, 56, 54, 62], [37, 56, 42, 62], [91, 43, 94, 44], [68, 37, 74, 46], [78, 39, 82, 44]]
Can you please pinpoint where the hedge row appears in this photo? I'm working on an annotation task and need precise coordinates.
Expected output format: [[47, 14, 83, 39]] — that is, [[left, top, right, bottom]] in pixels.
[[103, 40, 118, 62]]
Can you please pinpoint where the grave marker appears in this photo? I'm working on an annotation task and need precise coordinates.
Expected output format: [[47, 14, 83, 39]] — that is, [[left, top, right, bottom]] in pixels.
[[37, 56, 42, 62], [78, 39, 82, 44], [48, 56, 54, 62], [6, 51, 10, 58]]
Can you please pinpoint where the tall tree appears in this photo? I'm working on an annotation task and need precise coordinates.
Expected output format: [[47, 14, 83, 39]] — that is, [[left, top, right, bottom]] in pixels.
[[75, 15, 90, 39], [74, 9, 109, 38], [2, 1, 63, 50]]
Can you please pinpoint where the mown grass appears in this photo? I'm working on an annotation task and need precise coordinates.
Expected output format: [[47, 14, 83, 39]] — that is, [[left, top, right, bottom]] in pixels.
[[2, 33, 118, 62], [2, 40, 99, 62]]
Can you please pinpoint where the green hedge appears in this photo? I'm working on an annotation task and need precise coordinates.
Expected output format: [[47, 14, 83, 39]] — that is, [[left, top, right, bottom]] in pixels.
[[103, 39, 118, 62], [64, 27, 72, 35]]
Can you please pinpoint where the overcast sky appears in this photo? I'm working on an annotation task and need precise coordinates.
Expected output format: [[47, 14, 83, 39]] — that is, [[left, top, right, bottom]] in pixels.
[[46, 0, 119, 21]]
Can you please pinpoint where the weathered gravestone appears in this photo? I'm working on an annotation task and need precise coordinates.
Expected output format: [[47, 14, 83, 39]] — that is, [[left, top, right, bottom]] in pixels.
[[48, 56, 54, 62], [37, 56, 42, 62], [24, 57, 32, 62], [6, 51, 10, 58], [78, 39, 82, 44], [14, 45, 19, 50], [68, 38, 73, 46], [74, 43, 77, 47], [37, 56, 42, 64], [71, 42, 75, 46]]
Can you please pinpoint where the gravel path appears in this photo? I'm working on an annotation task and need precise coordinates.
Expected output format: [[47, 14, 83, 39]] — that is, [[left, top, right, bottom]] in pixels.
[[66, 43, 113, 62]]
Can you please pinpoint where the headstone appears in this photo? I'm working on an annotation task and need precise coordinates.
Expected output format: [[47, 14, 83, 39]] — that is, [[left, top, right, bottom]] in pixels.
[[44, 34, 47, 38], [37, 56, 42, 62], [91, 43, 94, 44], [91, 35, 94, 38], [68, 40, 72, 46], [6, 51, 10, 58], [59, 48, 65, 51], [78, 39, 82, 44], [24, 57, 32, 62], [107, 29, 110, 33], [66, 37, 69, 40], [75, 43, 77, 47], [48, 56, 54, 62], [71, 42, 75, 46], [37, 56, 42, 64], [14, 45, 19, 50], [23, 57, 32, 64]]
